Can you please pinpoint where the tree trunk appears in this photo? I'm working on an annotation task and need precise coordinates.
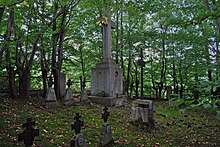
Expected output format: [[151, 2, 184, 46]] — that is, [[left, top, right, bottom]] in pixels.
[[126, 30, 132, 95], [193, 73, 199, 99], [5, 7, 17, 99], [115, 0, 119, 64], [204, 0, 220, 95], [157, 25, 167, 99], [172, 41, 178, 94], [134, 61, 139, 98], [178, 59, 184, 99], [120, 1, 125, 79], [51, 3, 68, 100], [130, 80, 134, 98], [79, 45, 86, 89], [40, 45, 48, 99], [0, 7, 4, 24], [19, 70, 31, 99]]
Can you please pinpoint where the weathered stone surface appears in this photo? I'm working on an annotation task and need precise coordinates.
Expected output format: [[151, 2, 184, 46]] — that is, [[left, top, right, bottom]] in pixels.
[[44, 87, 60, 108], [46, 87, 57, 102], [131, 99, 154, 132], [64, 88, 74, 105], [90, 8, 123, 104], [88, 96, 116, 106], [45, 87, 60, 108], [65, 88, 73, 100], [100, 123, 112, 146], [115, 96, 128, 107], [91, 60, 123, 98], [70, 134, 87, 147], [80, 89, 88, 102]]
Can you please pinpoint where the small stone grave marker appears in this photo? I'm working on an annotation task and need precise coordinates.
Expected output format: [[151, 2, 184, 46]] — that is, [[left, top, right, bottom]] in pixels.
[[80, 89, 89, 103], [18, 117, 39, 147], [70, 113, 87, 147], [100, 106, 113, 146], [131, 99, 155, 132], [64, 79, 74, 105], [45, 76, 59, 108]]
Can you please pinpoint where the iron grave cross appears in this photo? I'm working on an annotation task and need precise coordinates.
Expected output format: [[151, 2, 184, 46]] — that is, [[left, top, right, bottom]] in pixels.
[[18, 117, 39, 147], [102, 7, 115, 61], [102, 106, 110, 123], [71, 113, 84, 135]]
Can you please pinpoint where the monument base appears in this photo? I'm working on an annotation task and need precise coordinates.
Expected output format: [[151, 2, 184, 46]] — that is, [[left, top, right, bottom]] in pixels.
[[88, 95, 127, 106], [44, 101, 60, 108], [91, 59, 123, 98], [88, 96, 116, 106]]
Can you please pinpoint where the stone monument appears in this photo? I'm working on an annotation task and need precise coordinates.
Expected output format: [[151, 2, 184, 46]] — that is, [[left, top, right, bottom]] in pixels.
[[131, 99, 155, 132], [45, 76, 60, 108], [71, 113, 87, 147], [89, 6, 124, 106], [100, 106, 113, 146], [64, 79, 74, 105], [18, 117, 39, 147]]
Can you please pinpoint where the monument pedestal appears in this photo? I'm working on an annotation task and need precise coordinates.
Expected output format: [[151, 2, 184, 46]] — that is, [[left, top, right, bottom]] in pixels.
[[90, 59, 124, 106]]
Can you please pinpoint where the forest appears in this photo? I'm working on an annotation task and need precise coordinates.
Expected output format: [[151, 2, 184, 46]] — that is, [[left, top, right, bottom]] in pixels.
[[0, 0, 220, 146], [1, 0, 220, 102]]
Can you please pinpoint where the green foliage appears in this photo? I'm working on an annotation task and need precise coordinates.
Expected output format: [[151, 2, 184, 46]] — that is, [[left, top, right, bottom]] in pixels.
[[0, 0, 219, 98]]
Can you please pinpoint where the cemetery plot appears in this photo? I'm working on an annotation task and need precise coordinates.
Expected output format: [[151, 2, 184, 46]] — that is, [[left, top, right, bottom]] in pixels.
[[0, 96, 219, 146]]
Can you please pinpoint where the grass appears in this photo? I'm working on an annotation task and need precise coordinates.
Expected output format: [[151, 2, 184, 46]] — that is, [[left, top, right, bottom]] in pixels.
[[0, 96, 219, 146]]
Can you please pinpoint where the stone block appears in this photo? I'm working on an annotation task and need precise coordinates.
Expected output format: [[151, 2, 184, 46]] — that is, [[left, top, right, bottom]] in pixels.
[[91, 60, 123, 98], [131, 99, 154, 132], [100, 123, 112, 146]]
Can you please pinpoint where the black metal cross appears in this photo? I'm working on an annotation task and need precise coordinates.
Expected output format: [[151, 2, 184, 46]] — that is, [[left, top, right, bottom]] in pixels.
[[18, 117, 39, 147], [67, 79, 72, 88], [102, 106, 110, 123], [71, 113, 84, 135], [48, 76, 53, 87], [137, 48, 145, 99]]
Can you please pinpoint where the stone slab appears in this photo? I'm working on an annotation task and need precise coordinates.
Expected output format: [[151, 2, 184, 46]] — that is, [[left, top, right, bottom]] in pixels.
[[131, 99, 155, 132], [80, 89, 88, 102], [100, 123, 112, 146], [115, 96, 128, 107], [88, 96, 117, 106], [65, 88, 73, 100], [46, 87, 57, 102]]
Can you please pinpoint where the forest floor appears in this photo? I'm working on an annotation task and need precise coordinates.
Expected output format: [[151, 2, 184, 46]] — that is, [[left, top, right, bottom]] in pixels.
[[0, 95, 219, 146]]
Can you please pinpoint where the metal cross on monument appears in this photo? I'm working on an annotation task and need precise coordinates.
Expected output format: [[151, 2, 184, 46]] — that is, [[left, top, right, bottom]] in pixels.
[[102, 6, 115, 62], [18, 117, 39, 147]]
